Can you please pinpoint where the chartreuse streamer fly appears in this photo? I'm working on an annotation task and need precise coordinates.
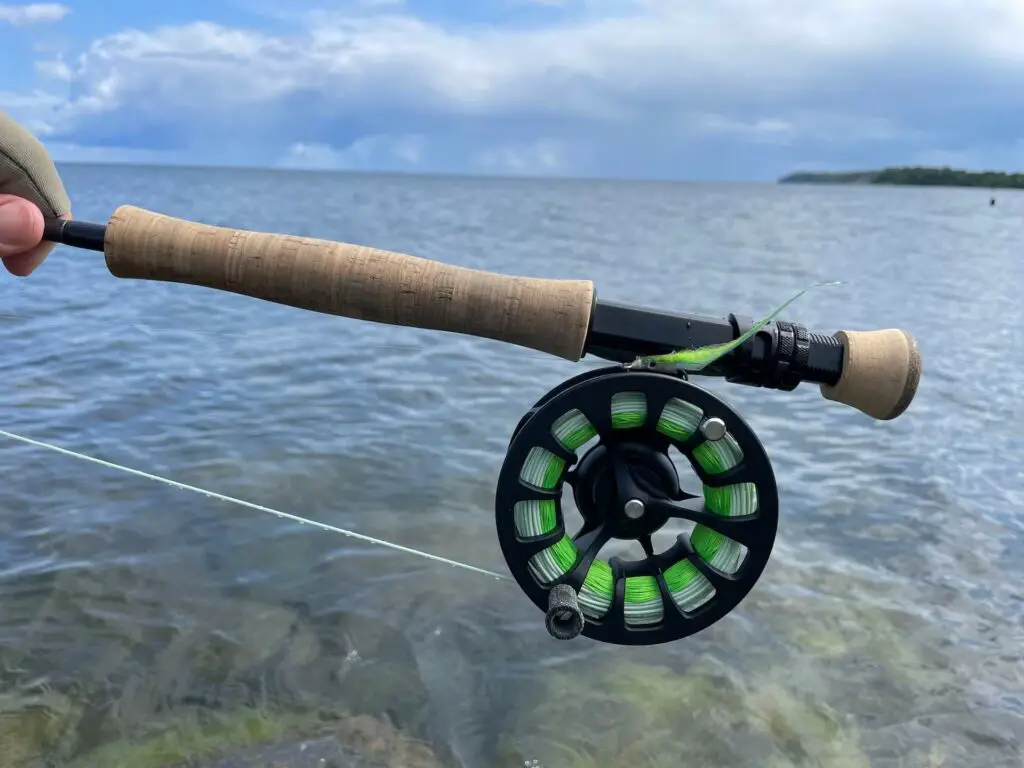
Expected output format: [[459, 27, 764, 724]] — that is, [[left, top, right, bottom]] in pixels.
[[639, 280, 843, 371]]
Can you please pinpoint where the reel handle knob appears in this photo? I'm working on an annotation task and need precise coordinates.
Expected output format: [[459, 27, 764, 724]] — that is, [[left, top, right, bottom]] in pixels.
[[820, 329, 922, 420], [545, 584, 584, 640]]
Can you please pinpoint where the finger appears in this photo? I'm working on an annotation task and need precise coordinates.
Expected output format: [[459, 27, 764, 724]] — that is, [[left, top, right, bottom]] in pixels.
[[0, 194, 43, 259], [2, 240, 56, 277]]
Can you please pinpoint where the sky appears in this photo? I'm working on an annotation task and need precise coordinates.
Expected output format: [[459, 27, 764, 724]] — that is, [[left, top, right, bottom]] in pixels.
[[1, 0, 1023, 180]]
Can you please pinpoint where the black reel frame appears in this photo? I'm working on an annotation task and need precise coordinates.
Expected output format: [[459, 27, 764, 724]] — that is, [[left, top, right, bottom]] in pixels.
[[495, 366, 779, 646]]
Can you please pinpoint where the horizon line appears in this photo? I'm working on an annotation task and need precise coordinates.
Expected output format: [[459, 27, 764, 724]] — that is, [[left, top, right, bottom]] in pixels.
[[50, 158, 782, 185]]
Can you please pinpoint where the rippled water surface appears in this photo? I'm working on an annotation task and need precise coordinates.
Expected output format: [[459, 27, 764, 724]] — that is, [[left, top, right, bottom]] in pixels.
[[1, 166, 1022, 767]]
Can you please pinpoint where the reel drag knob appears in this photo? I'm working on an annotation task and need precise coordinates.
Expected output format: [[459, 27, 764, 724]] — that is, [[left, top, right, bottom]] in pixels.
[[545, 583, 584, 640]]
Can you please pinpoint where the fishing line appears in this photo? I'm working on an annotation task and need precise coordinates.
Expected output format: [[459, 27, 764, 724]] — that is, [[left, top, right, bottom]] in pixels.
[[0, 281, 849, 642], [0, 284, 832, 602], [0, 428, 509, 582], [19, 193, 920, 646]]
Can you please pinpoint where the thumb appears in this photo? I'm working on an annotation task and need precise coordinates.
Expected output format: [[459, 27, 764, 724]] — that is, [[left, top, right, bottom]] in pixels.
[[0, 195, 44, 258]]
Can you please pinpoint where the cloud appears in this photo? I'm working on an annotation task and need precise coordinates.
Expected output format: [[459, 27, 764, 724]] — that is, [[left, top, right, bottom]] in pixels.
[[0, 89, 67, 136], [0, 2, 69, 25], [11, 0, 1024, 177], [278, 133, 426, 170], [472, 139, 567, 175]]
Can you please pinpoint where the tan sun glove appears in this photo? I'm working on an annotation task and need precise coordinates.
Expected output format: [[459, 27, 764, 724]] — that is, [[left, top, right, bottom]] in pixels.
[[0, 111, 71, 218]]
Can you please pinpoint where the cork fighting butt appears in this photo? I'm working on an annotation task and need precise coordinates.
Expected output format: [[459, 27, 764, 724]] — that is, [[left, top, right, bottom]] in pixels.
[[102, 206, 596, 362], [820, 329, 922, 420]]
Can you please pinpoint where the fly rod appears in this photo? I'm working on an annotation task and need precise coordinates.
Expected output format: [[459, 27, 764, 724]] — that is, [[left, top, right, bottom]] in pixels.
[[41, 207, 921, 646]]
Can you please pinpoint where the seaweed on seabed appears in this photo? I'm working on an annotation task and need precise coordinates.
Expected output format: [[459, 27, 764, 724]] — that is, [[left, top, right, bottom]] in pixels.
[[0, 688, 83, 768], [493, 658, 873, 768], [4, 595, 456, 768], [62, 706, 448, 768]]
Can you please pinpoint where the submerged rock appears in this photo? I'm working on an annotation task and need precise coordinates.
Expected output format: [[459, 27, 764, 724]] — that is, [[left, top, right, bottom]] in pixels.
[[4, 594, 453, 768], [184, 715, 445, 768], [64, 709, 445, 768], [185, 735, 364, 768]]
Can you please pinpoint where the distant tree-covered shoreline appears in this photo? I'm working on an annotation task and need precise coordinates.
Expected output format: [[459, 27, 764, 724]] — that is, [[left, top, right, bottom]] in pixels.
[[778, 166, 1024, 189]]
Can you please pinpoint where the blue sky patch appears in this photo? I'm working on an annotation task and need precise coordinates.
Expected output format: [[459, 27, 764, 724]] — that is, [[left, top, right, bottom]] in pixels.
[[2, 0, 1022, 179]]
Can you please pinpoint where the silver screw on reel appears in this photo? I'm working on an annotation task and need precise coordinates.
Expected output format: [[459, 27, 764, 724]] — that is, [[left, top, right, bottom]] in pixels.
[[623, 497, 645, 519], [700, 416, 727, 441]]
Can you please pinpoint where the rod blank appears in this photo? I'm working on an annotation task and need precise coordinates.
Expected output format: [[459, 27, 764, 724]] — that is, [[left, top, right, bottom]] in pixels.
[[43, 218, 106, 251]]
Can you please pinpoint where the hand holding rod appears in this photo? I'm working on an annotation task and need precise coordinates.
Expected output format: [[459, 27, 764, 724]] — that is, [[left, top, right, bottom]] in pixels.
[[42, 208, 922, 421]]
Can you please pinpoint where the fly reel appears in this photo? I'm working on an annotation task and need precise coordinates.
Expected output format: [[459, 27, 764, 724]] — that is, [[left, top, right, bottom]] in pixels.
[[495, 366, 778, 646]]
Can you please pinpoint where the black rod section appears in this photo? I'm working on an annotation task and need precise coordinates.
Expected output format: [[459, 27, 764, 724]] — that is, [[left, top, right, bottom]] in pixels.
[[583, 298, 843, 390], [43, 217, 106, 252]]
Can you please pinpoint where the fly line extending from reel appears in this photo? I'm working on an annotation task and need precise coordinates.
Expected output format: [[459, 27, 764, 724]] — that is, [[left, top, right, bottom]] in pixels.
[[495, 366, 778, 646]]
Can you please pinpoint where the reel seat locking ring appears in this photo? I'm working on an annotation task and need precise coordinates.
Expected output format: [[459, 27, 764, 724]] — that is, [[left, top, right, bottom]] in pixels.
[[495, 367, 779, 646]]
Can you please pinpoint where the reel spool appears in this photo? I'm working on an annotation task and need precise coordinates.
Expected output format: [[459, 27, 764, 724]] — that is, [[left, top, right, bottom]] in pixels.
[[495, 366, 778, 646]]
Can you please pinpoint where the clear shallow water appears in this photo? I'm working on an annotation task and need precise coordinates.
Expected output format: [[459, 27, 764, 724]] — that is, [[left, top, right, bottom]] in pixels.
[[0, 166, 1022, 767]]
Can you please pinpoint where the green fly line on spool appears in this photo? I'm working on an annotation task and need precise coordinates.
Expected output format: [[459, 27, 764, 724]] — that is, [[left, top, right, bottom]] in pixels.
[[513, 394, 757, 626]]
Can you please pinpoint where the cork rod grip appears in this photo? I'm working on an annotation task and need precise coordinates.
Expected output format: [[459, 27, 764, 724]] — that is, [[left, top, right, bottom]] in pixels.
[[103, 206, 595, 361], [820, 329, 922, 420]]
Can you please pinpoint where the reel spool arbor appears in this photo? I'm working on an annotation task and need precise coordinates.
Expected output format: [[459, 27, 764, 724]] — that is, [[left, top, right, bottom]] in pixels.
[[496, 366, 778, 646]]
